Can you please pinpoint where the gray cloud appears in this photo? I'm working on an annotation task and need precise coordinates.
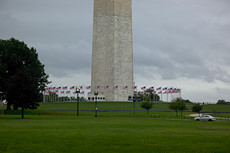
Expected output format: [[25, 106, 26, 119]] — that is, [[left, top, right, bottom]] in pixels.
[[1, 0, 230, 102]]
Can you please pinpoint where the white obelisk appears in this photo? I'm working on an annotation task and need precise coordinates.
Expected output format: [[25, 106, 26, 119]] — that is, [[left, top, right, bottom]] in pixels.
[[91, 0, 133, 101]]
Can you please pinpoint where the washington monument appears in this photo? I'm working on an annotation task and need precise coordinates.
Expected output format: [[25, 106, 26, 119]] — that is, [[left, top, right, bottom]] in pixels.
[[91, 0, 133, 101]]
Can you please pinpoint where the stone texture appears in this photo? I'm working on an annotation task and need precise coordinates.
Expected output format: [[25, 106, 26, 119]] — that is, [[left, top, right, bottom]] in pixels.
[[91, 0, 133, 101]]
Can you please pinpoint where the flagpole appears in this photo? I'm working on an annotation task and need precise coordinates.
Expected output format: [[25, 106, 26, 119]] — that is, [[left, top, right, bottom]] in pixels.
[[167, 91, 168, 102]]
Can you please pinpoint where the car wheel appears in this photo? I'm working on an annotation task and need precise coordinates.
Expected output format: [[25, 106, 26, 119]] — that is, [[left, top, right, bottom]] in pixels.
[[196, 119, 199, 121], [208, 119, 212, 121]]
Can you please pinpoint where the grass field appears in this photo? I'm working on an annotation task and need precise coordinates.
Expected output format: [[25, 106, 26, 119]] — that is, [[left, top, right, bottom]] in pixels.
[[1, 115, 230, 153], [1, 102, 230, 153]]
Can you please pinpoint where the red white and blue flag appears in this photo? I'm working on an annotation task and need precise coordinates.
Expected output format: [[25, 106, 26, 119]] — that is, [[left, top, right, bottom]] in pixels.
[[114, 86, 118, 89], [141, 86, 146, 90], [95, 86, 100, 89], [146, 92, 150, 95], [139, 91, 144, 95], [79, 86, 83, 90], [132, 86, 137, 89], [62, 86, 68, 90], [162, 87, 167, 90], [158, 91, 162, 94], [88, 92, 91, 95], [56, 87, 61, 90], [104, 86, 109, 90], [149, 86, 154, 90], [66, 91, 70, 94], [156, 87, 161, 90], [152, 91, 156, 94], [70, 86, 75, 90], [123, 86, 128, 89], [86, 86, 91, 89], [80, 91, 84, 94], [61, 91, 64, 94]]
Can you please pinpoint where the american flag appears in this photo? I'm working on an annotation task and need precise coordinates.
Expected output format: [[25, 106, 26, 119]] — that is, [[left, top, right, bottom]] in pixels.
[[66, 91, 70, 94], [70, 86, 75, 90], [61, 91, 64, 94], [141, 86, 146, 90], [80, 91, 84, 94], [132, 86, 137, 89], [152, 91, 156, 94], [56, 87, 61, 90], [158, 91, 162, 94], [163, 91, 167, 94], [168, 87, 173, 91], [146, 92, 150, 95], [51, 87, 56, 90], [88, 92, 91, 95], [149, 86, 154, 90], [73, 91, 77, 94], [104, 86, 109, 90], [139, 91, 144, 95], [95, 86, 100, 89], [156, 87, 161, 90], [162, 87, 167, 90], [86, 86, 91, 89], [123, 86, 128, 89], [79, 86, 83, 90], [62, 86, 68, 90], [114, 86, 118, 89]]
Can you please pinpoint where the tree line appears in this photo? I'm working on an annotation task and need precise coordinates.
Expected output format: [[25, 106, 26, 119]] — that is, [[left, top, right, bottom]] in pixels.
[[141, 98, 203, 117]]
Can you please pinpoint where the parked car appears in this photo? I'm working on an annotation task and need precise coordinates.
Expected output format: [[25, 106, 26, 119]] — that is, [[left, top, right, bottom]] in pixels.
[[194, 115, 216, 121]]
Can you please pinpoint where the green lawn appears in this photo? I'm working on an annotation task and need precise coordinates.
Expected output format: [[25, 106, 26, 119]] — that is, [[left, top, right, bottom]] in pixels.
[[1, 115, 230, 153], [2, 102, 230, 119], [1, 102, 230, 153]]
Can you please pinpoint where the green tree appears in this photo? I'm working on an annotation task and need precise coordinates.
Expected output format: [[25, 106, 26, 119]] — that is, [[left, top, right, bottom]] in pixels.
[[169, 98, 187, 117], [169, 101, 179, 117], [141, 101, 153, 116], [191, 103, 203, 116], [177, 99, 186, 117], [0, 38, 49, 117]]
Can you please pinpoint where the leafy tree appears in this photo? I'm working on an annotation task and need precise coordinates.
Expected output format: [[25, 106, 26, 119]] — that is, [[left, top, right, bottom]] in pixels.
[[217, 99, 230, 105], [141, 101, 153, 116], [0, 38, 49, 117], [169, 98, 186, 117], [191, 103, 203, 116], [184, 99, 191, 103], [177, 100, 186, 117], [169, 101, 179, 117]]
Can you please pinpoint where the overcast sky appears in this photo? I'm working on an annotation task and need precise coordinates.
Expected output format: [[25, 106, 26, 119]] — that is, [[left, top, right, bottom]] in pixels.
[[1, 0, 230, 103]]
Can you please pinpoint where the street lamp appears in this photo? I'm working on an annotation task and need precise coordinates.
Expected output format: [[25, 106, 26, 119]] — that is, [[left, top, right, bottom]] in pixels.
[[133, 94, 136, 115], [94, 91, 98, 117], [76, 87, 80, 116]]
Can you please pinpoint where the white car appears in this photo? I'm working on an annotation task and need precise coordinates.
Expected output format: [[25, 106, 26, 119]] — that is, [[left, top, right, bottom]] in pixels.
[[194, 115, 216, 121]]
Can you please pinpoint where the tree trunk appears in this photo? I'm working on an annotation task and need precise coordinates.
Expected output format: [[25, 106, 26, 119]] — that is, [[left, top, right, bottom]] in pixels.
[[181, 111, 182, 117], [21, 106, 24, 119], [147, 110, 149, 116], [176, 110, 178, 118]]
